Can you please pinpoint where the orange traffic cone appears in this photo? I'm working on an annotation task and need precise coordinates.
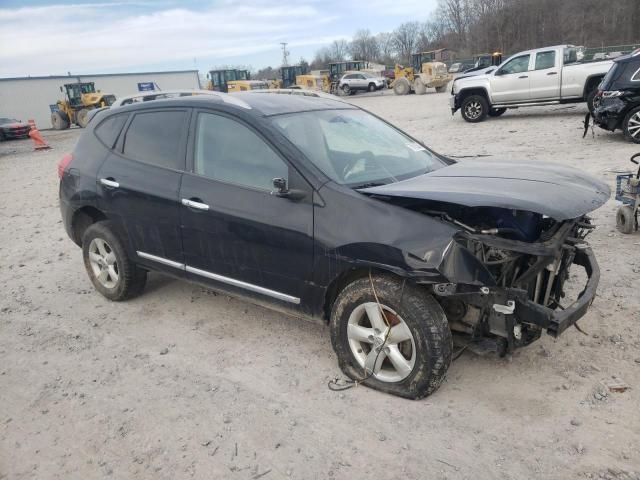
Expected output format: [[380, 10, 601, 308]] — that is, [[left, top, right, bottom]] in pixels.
[[28, 120, 51, 150]]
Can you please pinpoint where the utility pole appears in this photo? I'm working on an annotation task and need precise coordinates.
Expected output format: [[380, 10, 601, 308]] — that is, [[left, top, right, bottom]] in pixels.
[[280, 42, 289, 67]]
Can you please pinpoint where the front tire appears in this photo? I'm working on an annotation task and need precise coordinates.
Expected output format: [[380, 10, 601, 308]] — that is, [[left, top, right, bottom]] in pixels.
[[367, 83, 376, 92], [616, 205, 637, 234], [623, 106, 640, 143], [330, 274, 452, 399], [341, 84, 351, 96], [393, 78, 410, 96], [76, 108, 90, 128], [461, 94, 489, 123], [435, 85, 447, 93], [51, 111, 69, 130], [82, 221, 147, 301]]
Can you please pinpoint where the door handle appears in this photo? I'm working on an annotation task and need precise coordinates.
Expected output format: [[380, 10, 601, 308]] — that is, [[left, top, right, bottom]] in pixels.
[[547, 71, 558, 76], [100, 178, 119, 188], [518, 75, 528, 79], [182, 198, 209, 211]]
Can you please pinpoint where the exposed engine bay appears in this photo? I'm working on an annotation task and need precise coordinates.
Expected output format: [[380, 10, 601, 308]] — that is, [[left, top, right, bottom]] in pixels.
[[380, 197, 598, 355]]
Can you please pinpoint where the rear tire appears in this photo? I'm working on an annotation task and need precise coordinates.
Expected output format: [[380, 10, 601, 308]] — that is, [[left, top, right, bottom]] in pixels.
[[616, 205, 636, 234], [51, 111, 69, 130], [330, 274, 452, 399], [76, 108, 90, 128], [489, 108, 507, 117], [393, 78, 410, 95], [82, 221, 147, 301], [414, 78, 426, 95], [623, 106, 640, 144], [461, 94, 489, 123], [435, 85, 447, 93], [586, 87, 598, 114]]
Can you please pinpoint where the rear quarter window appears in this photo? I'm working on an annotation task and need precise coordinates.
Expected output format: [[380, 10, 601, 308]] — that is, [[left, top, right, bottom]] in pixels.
[[94, 114, 128, 149], [122, 110, 187, 170]]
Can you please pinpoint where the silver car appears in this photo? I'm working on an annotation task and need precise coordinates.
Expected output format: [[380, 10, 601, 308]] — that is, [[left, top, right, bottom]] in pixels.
[[339, 72, 386, 95]]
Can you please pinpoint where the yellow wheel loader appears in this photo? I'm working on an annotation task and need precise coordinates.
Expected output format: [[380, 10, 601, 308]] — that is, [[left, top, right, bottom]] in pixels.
[[51, 82, 116, 129], [207, 69, 268, 93], [392, 52, 452, 95]]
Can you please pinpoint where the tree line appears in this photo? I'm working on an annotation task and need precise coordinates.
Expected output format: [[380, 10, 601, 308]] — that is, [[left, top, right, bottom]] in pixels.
[[306, 0, 640, 69]]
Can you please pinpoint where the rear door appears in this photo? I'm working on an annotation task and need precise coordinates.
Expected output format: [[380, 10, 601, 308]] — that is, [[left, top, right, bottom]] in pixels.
[[97, 108, 189, 274], [179, 109, 314, 308], [489, 54, 532, 103], [528, 50, 561, 100]]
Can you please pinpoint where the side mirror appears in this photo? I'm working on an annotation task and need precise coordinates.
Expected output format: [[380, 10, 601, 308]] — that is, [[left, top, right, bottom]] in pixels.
[[271, 177, 306, 201]]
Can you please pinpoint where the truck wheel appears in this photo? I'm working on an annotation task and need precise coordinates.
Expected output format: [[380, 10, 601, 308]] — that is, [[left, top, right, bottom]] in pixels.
[[330, 274, 452, 399], [82, 221, 147, 301], [76, 109, 90, 128], [393, 78, 410, 96], [616, 205, 637, 234], [414, 78, 426, 95], [623, 107, 640, 143], [488, 108, 507, 117], [586, 88, 598, 114], [461, 95, 489, 123], [51, 111, 69, 130], [435, 85, 447, 93]]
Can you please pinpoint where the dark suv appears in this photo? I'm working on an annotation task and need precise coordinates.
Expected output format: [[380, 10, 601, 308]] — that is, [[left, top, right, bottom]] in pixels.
[[593, 49, 640, 143], [59, 92, 607, 399]]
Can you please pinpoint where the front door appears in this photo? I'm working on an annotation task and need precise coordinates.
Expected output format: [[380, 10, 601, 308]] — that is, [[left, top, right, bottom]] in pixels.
[[528, 50, 561, 100], [490, 54, 532, 103], [97, 108, 189, 274], [179, 110, 314, 307]]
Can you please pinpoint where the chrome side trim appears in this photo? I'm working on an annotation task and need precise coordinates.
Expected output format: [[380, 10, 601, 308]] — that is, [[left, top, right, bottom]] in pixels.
[[185, 265, 300, 304], [136, 251, 185, 269]]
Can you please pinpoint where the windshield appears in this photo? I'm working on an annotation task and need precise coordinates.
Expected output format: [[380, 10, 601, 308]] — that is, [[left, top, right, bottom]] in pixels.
[[271, 109, 445, 187]]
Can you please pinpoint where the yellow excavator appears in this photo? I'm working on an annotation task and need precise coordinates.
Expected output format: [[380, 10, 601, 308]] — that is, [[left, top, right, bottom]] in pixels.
[[207, 69, 269, 93], [392, 52, 452, 95], [51, 82, 116, 129]]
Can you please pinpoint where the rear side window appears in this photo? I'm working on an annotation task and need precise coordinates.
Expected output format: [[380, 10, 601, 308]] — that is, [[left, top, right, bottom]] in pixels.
[[535, 51, 555, 70], [95, 114, 127, 148], [123, 110, 187, 170]]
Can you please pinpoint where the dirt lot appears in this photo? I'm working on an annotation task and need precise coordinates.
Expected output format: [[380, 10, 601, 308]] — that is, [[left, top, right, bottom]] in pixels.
[[1, 91, 639, 480]]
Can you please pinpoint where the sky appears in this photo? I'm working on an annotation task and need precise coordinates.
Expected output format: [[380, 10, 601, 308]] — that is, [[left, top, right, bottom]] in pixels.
[[0, 0, 438, 78]]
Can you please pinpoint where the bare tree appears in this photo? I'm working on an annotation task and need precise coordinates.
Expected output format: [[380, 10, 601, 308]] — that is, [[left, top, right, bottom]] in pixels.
[[350, 29, 379, 61], [330, 39, 350, 62], [392, 22, 421, 64], [375, 32, 396, 65]]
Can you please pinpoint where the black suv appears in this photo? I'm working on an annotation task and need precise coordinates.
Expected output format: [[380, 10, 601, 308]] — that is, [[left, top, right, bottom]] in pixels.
[[59, 92, 607, 399], [593, 49, 640, 143]]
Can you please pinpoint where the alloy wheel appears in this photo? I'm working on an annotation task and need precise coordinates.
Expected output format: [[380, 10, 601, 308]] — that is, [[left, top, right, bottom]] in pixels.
[[628, 112, 640, 139], [346, 302, 416, 382], [465, 101, 482, 120], [88, 237, 119, 289]]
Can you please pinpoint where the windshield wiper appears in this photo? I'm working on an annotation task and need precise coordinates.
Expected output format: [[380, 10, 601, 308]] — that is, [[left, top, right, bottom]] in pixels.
[[352, 182, 387, 189]]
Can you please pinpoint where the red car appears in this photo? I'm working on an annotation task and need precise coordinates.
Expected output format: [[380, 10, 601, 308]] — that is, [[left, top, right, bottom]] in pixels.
[[0, 118, 31, 141]]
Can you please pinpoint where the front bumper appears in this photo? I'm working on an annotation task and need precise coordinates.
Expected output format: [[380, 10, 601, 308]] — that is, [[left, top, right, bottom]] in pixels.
[[449, 94, 460, 113]]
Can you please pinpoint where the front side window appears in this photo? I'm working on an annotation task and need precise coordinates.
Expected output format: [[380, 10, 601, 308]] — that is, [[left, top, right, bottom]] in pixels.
[[499, 55, 530, 75], [123, 110, 187, 170], [194, 113, 288, 191], [272, 109, 445, 188], [535, 51, 556, 70]]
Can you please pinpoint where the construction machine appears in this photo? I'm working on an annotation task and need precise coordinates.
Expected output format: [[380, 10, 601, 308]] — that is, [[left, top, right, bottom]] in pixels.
[[392, 52, 452, 95], [295, 73, 331, 92], [207, 69, 268, 93], [51, 82, 116, 129], [462, 52, 503, 73], [281, 65, 308, 88]]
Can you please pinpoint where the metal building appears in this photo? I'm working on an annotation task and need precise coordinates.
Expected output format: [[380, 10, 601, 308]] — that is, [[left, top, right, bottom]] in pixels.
[[0, 70, 201, 129]]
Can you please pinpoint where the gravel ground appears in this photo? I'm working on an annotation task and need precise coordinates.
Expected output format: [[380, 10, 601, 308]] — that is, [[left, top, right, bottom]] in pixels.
[[1, 91, 639, 480]]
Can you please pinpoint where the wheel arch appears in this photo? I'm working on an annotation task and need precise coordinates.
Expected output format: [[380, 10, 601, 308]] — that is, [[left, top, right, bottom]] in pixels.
[[457, 87, 490, 103], [71, 205, 108, 246], [583, 74, 604, 99]]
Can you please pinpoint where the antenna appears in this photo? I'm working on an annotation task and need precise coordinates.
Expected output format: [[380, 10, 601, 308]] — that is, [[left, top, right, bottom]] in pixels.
[[280, 42, 289, 67]]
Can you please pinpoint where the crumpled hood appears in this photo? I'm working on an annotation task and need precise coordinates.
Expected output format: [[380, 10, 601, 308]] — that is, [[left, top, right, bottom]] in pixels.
[[360, 159, 610, 221]]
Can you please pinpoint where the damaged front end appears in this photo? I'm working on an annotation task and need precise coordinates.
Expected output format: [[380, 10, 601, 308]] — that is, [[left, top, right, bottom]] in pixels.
[[427, 208, 599, 355]]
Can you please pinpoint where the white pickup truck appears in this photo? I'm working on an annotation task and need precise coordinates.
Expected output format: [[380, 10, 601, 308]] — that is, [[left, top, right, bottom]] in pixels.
[[450, 45, 613, 122]]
